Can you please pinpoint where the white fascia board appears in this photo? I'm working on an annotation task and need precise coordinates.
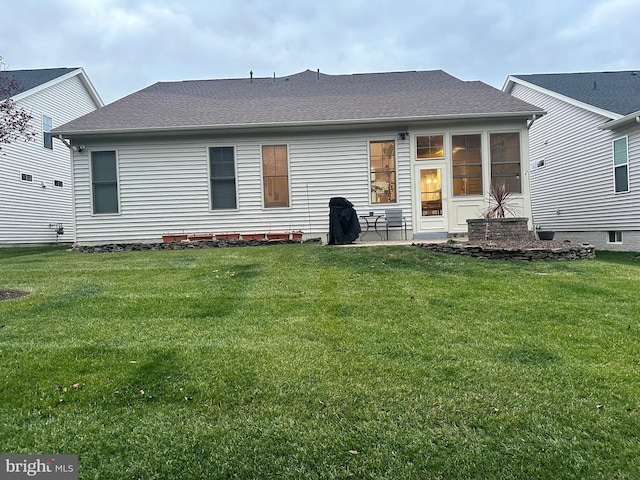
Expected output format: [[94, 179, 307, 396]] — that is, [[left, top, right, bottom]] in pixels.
[[501, 76, 517, 93], [504, 76, 622, 121], [75, 67, 104, 107], [12, 68, 104, 107], [598, 110, 640, 130], [53, 110, 545, 138]]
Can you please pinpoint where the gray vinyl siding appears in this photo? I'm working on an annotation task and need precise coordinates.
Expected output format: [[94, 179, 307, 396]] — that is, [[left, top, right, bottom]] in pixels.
[[0, 74, 100, 245], [510, 82, 640, 234], [72, 130, 415, 244]]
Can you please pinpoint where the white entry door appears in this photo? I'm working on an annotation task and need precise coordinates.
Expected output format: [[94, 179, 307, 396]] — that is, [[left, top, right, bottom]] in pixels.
[[415, 163, 448, 233]]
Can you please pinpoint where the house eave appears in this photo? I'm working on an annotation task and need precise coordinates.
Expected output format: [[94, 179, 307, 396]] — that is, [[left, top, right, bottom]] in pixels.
[[503, 75, 622, 121], [12, 68, 104, 108], [52, 111, 544, 139], [598, 110, 640, 130]]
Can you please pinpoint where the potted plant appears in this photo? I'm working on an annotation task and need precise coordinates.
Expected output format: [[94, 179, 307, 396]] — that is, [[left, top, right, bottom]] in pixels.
[[188, 233, 214, 241], [241, 233, 266, 241], [162, 233, 188, 242], [536, 226, 555, 241], [266, 232, 289, 240], [215, 233, 240, 240]]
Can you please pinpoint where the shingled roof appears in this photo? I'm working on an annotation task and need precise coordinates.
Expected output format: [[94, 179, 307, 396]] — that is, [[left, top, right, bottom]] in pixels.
[[53, 69, 543, 135], [0, 67, 78, 100], [509, 71, 640, 116]]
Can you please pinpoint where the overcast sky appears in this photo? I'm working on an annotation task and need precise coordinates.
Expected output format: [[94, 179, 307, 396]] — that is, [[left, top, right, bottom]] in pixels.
[[2, 0, 639, 105]]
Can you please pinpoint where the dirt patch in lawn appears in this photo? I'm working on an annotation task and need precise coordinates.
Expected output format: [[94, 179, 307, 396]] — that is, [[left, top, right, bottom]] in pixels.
[[0, 289, 30, 301]]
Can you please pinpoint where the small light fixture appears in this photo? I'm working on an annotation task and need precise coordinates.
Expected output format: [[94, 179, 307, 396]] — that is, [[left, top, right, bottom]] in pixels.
[[398, 132, 409, 140], [72, 144, 86, 153]]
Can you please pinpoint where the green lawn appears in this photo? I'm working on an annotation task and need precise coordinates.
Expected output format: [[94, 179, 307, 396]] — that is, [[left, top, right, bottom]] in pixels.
[[1, 244, 639, 479]]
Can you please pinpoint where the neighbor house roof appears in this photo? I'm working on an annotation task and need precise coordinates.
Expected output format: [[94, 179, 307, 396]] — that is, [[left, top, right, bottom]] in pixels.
[[504, 71, 640, 118], [53, 69, 543, 136], [0, 67, 103, 106]]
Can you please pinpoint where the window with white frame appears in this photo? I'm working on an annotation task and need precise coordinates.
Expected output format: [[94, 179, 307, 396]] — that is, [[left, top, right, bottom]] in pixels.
[[416, 135, 444, 159], [43, 115, 53, 150], [490, 132, 521, 193], [21, 173, 33, 182], [209, 146, 237, 209], [608, 231, 623, 244], [452, 134, 482, 196], [370, 140, 397, 203], [613, 137, 629, 193], [91, 150, 119, 214]]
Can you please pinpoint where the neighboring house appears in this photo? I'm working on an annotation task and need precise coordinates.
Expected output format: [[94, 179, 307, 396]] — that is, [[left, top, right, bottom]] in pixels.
[[0, 67, 103, 245], [52, 69, 543, 245], [504, 71, 640, 251]]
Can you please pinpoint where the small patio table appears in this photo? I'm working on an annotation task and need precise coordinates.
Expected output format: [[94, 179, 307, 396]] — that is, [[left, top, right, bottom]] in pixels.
[[359, 215, 384, 241]]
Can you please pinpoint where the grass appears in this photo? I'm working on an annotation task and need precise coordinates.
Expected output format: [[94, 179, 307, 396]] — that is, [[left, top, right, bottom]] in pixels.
[[0, 244, 639, 479]]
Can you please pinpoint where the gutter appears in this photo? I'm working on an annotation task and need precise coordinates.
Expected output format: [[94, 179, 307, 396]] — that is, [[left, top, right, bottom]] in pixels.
[[52, 110, 545, 138], [597, 110, 640, 130]]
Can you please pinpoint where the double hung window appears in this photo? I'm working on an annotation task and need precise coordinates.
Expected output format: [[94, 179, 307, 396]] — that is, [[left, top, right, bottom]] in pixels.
[[43, 115, 53, 150], [370, 140, 396, 203], [613, 137, 629, 193], [91, 151, 119, 214], [209, 147, 237, 209], [452, 134, 482, 195], [490, 132, 521, 193]]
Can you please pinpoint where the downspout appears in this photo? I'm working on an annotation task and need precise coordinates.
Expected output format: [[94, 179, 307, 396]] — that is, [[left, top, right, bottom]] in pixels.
[[526, 114, 539, 130], [57, 135, 78, 246], [57, 134, 72, 149]]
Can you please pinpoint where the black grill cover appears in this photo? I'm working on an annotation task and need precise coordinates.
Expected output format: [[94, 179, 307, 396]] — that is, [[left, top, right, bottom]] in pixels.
[[328, 197, 361, 245]]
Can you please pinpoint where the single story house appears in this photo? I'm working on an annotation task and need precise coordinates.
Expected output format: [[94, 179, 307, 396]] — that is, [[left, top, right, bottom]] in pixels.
[[52, 69, 543, 245], [504, 70, 640, 251], [0, 67, 103, 245]]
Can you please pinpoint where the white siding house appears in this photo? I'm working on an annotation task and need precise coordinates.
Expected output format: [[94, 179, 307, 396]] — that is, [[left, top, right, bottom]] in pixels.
[[53, 70, 543, 245], [0, 68, 103, 245], [504, 71, 640, 251]]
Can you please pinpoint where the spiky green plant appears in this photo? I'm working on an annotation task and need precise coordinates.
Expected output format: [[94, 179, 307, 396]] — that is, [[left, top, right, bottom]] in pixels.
[[483, 182, 519, 218]]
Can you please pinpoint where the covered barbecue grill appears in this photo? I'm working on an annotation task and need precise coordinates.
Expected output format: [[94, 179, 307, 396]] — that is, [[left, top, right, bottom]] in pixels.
[[327, 197, 361, 245]]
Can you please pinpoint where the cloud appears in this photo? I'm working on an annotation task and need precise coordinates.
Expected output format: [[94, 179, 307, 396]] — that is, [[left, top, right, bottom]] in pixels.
[[1, 0, 639, 103]]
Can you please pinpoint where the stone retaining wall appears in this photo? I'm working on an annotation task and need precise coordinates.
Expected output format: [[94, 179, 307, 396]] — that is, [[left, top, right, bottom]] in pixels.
[[73, 238, 321, 253], [466, 218, 531, 242], [418, 242, 596, 261]]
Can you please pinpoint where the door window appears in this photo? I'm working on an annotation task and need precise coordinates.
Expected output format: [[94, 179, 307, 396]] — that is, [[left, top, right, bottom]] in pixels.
[[421, 168, 442, 216]]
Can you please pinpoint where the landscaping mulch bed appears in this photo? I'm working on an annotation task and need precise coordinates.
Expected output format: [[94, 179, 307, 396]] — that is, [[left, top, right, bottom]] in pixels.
[[0, 289, 29, 301]]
